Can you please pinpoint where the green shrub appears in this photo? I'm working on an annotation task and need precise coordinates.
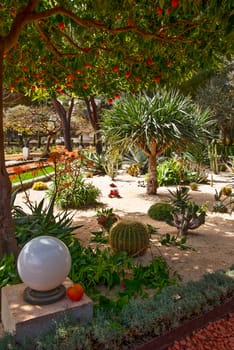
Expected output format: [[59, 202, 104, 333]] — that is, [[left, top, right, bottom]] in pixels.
[[109, 219, 149, 257], [147, 202, 173, 223], [49, 174, 101, 209], [157, 158, 208, 186], [0, 254, 21, 288]]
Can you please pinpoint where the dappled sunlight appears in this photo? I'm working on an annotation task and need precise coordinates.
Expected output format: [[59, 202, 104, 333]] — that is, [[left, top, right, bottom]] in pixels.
[[224, 231, 234, 237]]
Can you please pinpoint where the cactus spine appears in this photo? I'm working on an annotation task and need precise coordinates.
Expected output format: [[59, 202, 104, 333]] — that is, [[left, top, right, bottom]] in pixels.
[[109, 219, 149, 257]]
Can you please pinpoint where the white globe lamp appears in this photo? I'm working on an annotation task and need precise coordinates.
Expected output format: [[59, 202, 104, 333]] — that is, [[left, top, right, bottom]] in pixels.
[[17, 236, 71, 305]]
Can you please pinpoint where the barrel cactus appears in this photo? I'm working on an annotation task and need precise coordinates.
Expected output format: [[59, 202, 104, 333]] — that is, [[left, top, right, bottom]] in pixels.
[[109, 219, 149, 257]]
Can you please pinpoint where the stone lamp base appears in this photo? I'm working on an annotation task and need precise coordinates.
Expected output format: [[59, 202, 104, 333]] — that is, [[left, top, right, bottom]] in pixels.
[[23, 285, 66, 305]]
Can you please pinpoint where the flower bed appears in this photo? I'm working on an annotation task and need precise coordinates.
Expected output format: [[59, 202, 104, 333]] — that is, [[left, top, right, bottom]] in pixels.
[[1, 267, 233, 349]]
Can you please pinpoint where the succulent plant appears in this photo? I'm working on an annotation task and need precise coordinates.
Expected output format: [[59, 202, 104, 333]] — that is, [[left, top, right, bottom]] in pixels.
[[221, 185, 232, 197], [189, 182, 198, 191], [109, 219, 149, 257], [148, 202, 173, 223], [32, 181, 48, 191]]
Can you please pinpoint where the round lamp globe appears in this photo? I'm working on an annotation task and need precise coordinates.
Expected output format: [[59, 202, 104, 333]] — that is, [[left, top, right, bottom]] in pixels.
[[17, 236, 71, 292]]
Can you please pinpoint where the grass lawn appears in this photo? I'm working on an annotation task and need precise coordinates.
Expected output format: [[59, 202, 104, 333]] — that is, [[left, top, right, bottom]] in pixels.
[[11, 165, 54, 183]]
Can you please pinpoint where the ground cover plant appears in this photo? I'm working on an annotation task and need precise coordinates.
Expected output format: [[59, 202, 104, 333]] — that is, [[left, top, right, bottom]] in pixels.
[[1, 266, 233, 350]]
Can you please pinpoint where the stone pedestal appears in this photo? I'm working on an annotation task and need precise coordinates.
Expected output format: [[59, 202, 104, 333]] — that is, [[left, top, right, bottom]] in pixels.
[[1, 278, 93, 344]]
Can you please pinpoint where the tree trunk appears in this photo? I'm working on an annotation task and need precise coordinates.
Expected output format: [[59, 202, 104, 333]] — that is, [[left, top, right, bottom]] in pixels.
[[0, 45, 19, 259], [147, 154, 158, 195], [52, 98, 73, 152], [85, 96, 103, 154]]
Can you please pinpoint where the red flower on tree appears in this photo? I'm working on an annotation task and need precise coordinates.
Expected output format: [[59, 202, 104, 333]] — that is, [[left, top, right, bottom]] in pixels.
[[166, 60, 172, 67], [167, 7, 171, 14], [171, 0, 179, 7], [113, 65, 119, 73], [58, 22, 65, 30], [153, 77, 161, 83], [147, 58, 153, 65], [157, 7, 163, 15]]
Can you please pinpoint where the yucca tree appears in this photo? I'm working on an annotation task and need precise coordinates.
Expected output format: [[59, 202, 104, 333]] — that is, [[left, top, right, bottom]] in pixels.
[[101, 90, 213, 195]]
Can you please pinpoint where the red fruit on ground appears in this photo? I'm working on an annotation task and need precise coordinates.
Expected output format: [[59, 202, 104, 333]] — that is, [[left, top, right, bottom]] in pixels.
[[153, 77, 161, 82], [82, 84, 89, 89], [125, 71, 131, 78], [108, 98, 113, 104], [66, 283, 84, 302], [115, 93, 120, 99]]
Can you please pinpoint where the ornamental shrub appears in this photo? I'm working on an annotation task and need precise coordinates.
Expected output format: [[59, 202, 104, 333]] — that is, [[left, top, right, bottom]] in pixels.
[[148, 202, 173, 223], [49, 174, 101, 209]]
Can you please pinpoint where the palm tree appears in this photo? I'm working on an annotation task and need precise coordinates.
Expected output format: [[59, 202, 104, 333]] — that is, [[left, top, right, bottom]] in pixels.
[[101, 90, 213, 195]]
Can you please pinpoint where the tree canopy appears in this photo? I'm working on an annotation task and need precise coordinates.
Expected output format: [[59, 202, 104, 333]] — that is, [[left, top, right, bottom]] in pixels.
[[2, 0, 234, 101]]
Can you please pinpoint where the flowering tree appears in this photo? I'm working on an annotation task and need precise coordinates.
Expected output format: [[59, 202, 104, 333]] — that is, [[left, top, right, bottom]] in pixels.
[[0, 0, 233, 257]]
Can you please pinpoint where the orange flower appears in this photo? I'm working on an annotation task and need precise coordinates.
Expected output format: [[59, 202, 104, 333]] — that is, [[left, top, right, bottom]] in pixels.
[[48, 151, 62, 163], [9, 174, 17, 181], [86, 160, 94, 166], [62, 182, 70, 188], [31, 169, 39, 177], [77, 153, 86, 160], [12, 166, 24, 175]]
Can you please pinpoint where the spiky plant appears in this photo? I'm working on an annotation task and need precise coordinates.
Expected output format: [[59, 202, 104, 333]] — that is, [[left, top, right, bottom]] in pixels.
[[109, 219, 149, 257]]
